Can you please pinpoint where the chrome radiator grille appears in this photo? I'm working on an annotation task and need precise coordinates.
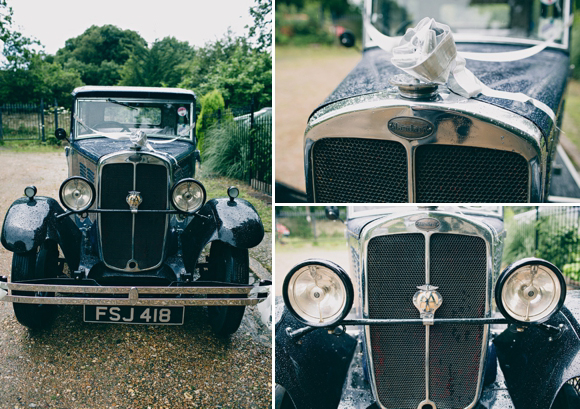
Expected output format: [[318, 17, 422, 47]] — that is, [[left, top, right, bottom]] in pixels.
[[312, 138, 408, 203], [311, 138, 529, 203], [100, 161, 168, 271], [367, 233, 487, 409]]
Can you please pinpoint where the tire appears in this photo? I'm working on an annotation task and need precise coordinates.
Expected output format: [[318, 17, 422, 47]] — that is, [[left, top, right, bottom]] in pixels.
[[11, 241, 59, 329], [275, 385, 296, 409], [207, 241, 249, 336]]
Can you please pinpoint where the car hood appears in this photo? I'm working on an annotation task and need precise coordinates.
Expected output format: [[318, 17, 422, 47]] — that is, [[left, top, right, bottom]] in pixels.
[[315, 43, 569, 137], [71, 138, 195, 163]]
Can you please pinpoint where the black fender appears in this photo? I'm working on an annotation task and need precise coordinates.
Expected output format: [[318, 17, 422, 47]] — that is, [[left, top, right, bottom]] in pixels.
[[494, 305, 580, 409], [275, 308, 358, 409], [1, 197, 81, 271], [181, 198, 264, 273]]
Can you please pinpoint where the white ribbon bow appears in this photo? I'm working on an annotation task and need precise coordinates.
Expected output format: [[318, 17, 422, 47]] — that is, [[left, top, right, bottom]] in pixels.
[[365, 17, 561, 121]]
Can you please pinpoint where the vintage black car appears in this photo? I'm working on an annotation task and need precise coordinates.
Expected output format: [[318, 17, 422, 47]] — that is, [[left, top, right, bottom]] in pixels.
[[275, 206, 580, 409], [0, 86, 269, 335], [276, 0, 580, 203]]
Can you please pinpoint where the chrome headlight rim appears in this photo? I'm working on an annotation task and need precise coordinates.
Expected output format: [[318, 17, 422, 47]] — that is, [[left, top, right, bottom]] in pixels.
[[59, 176, 96, 213], [170, 178, 206, 214], [495, 257, 566, 325], [282, 259, 354, 328]]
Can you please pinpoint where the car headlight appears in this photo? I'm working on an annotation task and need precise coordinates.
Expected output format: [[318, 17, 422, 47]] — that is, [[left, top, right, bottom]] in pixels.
[[283, 259, 353, 327], [59, 177, 95, 212], [495, 258, 566, 325], [171, 178, 206, 213]]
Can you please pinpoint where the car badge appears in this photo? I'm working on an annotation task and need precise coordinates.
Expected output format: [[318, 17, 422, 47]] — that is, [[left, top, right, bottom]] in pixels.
[[388, 117, 434, 139], [413, 285, 443, 320], [415, 218, 440, 231], [126, 191, 143, 211]]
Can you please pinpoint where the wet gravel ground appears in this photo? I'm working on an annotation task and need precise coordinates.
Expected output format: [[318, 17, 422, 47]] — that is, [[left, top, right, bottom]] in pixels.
[[0, 151, 272, 408]]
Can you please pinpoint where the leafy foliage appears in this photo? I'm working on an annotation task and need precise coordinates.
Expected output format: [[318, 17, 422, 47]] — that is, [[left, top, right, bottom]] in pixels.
[[248, 0, 272, 51], [196, 90, 226, 152], [55, 25, 147, 85], [120, 37, 195, 87], [203, 118, 247, 180]]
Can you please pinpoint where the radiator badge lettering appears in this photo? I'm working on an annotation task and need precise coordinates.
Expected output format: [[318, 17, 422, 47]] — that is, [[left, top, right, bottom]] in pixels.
[[388, 117, 434, 139], [415, 218, 440, 231], [413, 285, 442, 320], [126, 191, 143, 211]]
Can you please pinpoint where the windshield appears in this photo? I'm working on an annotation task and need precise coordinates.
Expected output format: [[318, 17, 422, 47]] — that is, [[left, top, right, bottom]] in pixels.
[[369, 0, 568, 45], [75, 99, 194, 140]]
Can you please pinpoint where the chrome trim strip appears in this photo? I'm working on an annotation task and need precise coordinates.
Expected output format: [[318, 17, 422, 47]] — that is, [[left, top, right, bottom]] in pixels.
[[359, 211, 498, 409], [2, 296, 263, 307], [97, 151, 172, 272], [306, 91, 545, 203], [4, 283, 253, 295]]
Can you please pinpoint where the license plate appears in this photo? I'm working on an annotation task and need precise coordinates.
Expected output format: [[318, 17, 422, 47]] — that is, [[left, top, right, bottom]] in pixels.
[[83, 306, 184, 325]]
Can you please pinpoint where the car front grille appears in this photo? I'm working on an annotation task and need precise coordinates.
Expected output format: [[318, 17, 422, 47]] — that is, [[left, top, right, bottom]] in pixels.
[[311, 138, 528, 203], [367, 233, 487, 409], [100, 161, 168, 270], [312, 138, 408, 203], [415, 145, 529, 203]]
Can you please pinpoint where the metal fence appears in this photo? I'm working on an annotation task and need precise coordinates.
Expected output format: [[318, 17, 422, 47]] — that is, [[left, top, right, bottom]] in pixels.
[[505, 206, 580, 284], [208, 106, 272, 195], [0, 99, 70, 142]]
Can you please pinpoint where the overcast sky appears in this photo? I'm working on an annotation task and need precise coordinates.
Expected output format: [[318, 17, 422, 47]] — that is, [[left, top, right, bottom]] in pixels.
[[10, 0, 257, 55]]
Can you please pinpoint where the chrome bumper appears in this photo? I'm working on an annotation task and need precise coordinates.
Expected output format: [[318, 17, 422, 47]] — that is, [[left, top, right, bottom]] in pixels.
[[0, 280, 270, 307]]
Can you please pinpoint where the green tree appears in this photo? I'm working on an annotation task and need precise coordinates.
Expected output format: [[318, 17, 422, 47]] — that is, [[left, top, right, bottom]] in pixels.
[[119, 36, 195, 87], [55, 25, 147, 85], [0, 0, 41, 70], [248, 0, 272, 51], [196, 90, 226, 152], [180, 33, 271, 108]]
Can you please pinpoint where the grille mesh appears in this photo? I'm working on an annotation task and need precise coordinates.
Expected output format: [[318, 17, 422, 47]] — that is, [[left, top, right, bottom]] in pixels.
[[312, 138, 408, 203], [429, 234, 487, 409], [367, 233, 488, 409], [415, 145, 528, 203], [100, 162, 168, 270], [367, 234, 426, 407]]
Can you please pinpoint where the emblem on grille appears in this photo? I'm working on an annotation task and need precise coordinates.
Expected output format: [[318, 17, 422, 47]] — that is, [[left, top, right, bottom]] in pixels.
[[415, 218, 440, 231], [126, 191, 143, 211], [413, 285, 442, 320], [388, 117, 434, 139]]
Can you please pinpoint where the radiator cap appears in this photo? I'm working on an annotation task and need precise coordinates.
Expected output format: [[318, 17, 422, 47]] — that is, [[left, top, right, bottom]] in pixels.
[[390, 74, 438, 100]]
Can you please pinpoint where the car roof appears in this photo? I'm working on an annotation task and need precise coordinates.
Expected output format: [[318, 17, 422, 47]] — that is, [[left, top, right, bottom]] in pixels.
[[72, 86, 196, 101]]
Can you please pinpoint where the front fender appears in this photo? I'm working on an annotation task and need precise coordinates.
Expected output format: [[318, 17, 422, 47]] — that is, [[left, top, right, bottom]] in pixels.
[[494, 304, 580, 409], [181, 198, 264, 272], [275, 308, 358, 409], [1, 196, 81, 270]]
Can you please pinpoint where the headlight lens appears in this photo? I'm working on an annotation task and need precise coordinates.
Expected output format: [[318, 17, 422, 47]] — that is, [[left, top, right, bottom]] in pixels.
[[496, 258, 566, 324], [59, 177, 95, 212], [283, 260, 353, 327], [171, 178, 206, 213]]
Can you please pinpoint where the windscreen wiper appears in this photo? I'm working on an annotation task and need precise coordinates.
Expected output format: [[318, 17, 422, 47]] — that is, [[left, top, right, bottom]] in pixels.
[[107, 98, 138, 110]]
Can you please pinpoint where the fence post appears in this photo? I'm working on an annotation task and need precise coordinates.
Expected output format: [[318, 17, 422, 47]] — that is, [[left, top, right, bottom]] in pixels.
[[40, 99, 45, 142], [535, 206, 539, 256], [54, 98, 58, 131], [248, 98, 255, 185]]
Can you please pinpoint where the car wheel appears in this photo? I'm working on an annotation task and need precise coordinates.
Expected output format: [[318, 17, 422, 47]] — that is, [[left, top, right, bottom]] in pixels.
[[207, 241, 249, 336], [11, 241, 59, 329], [275, 385, 296, 409]]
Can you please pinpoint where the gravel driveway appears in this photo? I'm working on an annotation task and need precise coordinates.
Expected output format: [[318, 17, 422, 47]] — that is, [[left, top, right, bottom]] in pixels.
[[0, 151, 272, 409]]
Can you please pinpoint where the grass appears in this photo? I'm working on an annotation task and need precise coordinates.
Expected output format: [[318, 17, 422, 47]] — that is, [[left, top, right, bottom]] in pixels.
[[0, 139, 63, 152], [197, 166, 271, 233], [275, 236, 346, 252]]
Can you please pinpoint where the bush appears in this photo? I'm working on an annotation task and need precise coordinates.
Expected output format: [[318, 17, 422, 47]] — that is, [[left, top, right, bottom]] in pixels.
[[571, 10, 580, 79], [196, 90, 226, 153], [203, 118, 248, 180]]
